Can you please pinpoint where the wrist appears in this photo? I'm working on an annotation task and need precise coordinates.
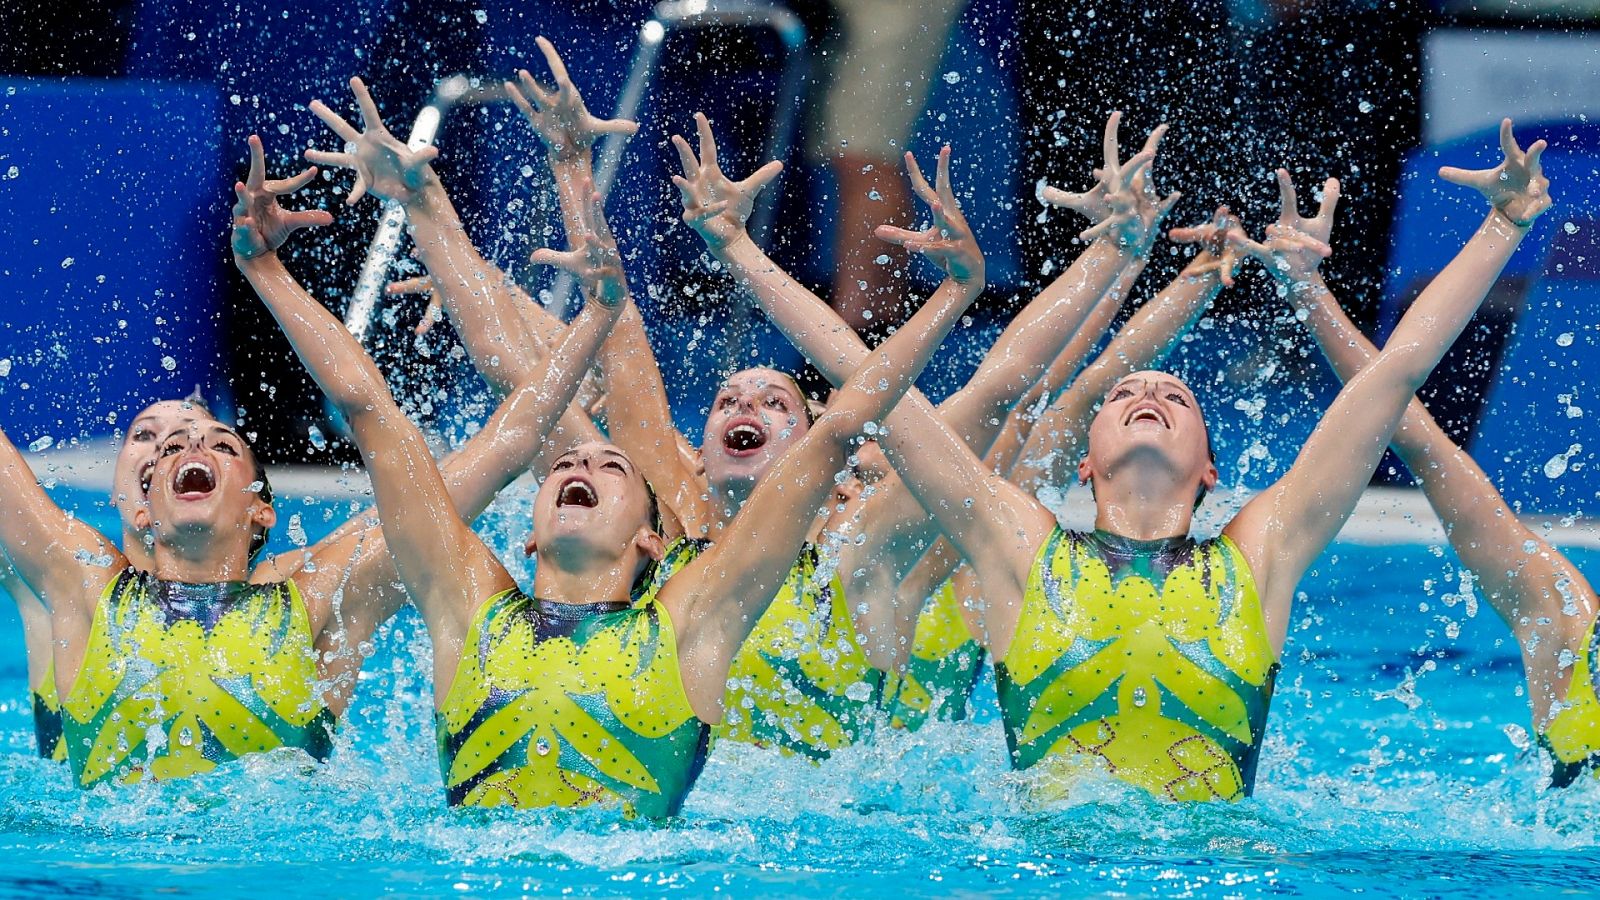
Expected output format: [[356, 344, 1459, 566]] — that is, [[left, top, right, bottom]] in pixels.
[[1488, 204, 1537, 233]]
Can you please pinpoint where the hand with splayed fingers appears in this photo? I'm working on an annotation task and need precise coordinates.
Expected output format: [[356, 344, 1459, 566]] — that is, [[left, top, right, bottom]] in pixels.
[[1271, 168, 1341, 246], [1440, 117, 1551, 227], [1234, 221, 1333, 288], [531, 183, 627, 307], [305, 77, 440, 207], [1039, 111, 1166, 248], [875, 145, 985, 287], [505, 36, 639, 161], [1168, 205, 1251, 287], [670, 112, 785, 253], [231, 135, 335, 261]]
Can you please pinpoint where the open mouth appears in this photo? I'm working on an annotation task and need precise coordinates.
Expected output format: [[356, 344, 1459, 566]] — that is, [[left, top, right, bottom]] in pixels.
[[1124, 406, 1170, 429], [722, 420, 768, 456], [173, 460, 217, 499], [555, 477, 598, 508]]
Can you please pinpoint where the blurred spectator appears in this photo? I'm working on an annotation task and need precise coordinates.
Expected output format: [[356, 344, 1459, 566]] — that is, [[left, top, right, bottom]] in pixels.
[[814, 0, 968, 337]]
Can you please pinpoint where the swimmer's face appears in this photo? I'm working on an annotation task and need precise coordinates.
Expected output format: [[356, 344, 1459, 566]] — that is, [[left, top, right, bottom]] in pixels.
[[531, 441, 661, 566], [700, 368, 810, 495], [137, 420, 275, 555], [114, 401, 214, 538], [1082, 371, 1217, 495]]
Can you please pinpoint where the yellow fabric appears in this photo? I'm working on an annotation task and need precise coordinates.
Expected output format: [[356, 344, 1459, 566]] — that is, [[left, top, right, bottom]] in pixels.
[[1539, 612, 1600, 787], [61, 571, 332, 787], [32, 659, 66, 762], [996, 528, 1278, 802], [715, 545, 884, 759], [435, 590, 707, 818], [883, 578, 985, 731]]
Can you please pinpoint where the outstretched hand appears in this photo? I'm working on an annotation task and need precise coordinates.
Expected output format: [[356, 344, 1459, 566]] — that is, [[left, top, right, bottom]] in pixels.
[[874, 145, 985, 286], [1168, 205, 1250, 288], [505, 36, 638, 161], [232, 135, 335, 260], [531, 182, 627, 307], [1234, 222, 1333, 287], [1039, 111, 1166, 247], [1439, 117, 1551, 227], [306, 77, 440, 207], [1272, 168, 1340, 244], [669, 112, 784, 252]]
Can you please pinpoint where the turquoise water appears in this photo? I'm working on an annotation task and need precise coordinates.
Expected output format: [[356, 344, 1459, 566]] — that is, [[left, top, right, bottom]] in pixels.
[[2, 488, 1597, 897]]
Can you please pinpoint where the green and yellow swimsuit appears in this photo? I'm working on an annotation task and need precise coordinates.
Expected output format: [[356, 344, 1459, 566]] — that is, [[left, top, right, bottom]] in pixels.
[[996, 528, 1279, 802], [882, 577, 986, 731], [435, 590, 708, 817], [654, 538, 883, 759], [1538, 612, 1600, 787], [62, 570, 333, 787]]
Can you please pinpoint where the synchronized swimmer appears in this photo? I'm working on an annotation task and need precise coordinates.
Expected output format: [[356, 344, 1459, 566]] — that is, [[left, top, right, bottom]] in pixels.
[[0, 40, 1590, 815]]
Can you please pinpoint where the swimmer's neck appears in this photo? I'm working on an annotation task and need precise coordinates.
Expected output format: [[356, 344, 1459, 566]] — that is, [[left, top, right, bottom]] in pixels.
[[1089, 473, 1197, 542], [707, 477, 756, 535], [150, 526, 254, 584], [121, 526, 154, 573], [531, 542, 637, 605]]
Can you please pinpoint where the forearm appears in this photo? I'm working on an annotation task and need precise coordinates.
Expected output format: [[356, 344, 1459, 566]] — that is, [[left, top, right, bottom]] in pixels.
[[442, 292, 623, 519], [1018, 261, 1221, 487], [1378, 210, 1527, 389], [403, 176, 556, 394], [985, 260, 1146, 477], [719, 233, 872, 385], [939, 238, 1136, 452], [1289, 271, 1543, 592]]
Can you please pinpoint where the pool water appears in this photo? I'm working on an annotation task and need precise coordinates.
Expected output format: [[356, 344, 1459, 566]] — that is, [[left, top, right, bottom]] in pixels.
[[1, 488, 1597, 897]]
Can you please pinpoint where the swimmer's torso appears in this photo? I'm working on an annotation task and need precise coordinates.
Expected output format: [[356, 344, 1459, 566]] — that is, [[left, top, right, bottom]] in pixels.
[[435, 589, 708, 818], [996, 528, 1279, 802], [657, 538, 883, 759], [62, 570, 334, 787], [1538, 611, 1600, 787], [883, 576, 986, 731]]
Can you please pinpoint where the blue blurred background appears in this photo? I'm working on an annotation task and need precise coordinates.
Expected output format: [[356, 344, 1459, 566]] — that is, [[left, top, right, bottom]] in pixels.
[[0, 0, 1595, 513]]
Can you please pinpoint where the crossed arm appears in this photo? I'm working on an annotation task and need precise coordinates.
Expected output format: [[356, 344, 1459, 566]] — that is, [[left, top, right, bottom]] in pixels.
[[1274, 186, 1593, 709], [1225, 121, 1554, 649], [659, 208, 985, 722], [234, 134, 624, 682]]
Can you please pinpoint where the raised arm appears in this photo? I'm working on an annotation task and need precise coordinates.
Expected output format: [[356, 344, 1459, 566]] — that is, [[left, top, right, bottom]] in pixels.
[[504, 39, 709, 538], [1227, 120, 1552, 642], [0, 425, 123, 628], [306, 77, 572, 397], [1270, 168, 1593, 688], [236, 136, 519, 652], [660, 196, 986, 721]]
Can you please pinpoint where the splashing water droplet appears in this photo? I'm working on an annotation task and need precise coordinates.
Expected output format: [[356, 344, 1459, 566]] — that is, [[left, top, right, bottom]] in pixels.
[[161, 356, 177, 371], [308, 425, 328, 450], [1556, 332, 1574, 347], [874, 254, 891, 265], [535, 737, 551, 756], [1132, 686, 1148, 708], [1357, 99, 1373, 113], [1563, 221, 1579, 235], [28, 436, 53, 452], [473, 8, 487, 23], [942, 71, 961, 84]]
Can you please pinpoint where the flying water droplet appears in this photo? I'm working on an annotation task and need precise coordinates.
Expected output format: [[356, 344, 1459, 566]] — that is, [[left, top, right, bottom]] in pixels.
[[28, 436, 53, 452], [1556, 332, 1574, 347]]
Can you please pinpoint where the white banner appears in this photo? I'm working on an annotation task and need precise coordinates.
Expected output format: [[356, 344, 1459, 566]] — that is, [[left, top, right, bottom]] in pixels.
[[1423, 28, 1600, 144]]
